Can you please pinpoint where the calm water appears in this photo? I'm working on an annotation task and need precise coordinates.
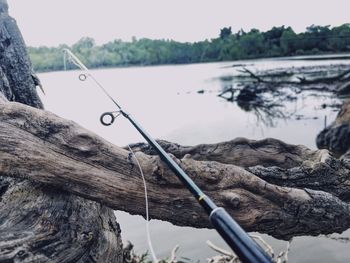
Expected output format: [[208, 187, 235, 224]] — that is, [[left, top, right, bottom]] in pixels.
[[39, 59, 350, 262]]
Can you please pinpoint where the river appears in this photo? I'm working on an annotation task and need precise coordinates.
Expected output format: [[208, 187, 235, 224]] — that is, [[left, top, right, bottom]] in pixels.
[[38, 58, 350, 262]]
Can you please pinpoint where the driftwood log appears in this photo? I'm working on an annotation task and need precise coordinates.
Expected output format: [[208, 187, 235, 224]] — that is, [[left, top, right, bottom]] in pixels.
[[2, 0, 350, 261], [2, 98, 350, 242], [217, 65, 350, 122], [238, 67, 350, 86]]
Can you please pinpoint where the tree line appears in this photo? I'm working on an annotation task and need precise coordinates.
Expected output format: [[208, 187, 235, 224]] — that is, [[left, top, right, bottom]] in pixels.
[[28, 24, 350, 72]]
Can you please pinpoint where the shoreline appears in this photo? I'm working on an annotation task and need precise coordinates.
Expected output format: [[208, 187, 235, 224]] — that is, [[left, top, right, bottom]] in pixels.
[[35, 52, 350, 74]]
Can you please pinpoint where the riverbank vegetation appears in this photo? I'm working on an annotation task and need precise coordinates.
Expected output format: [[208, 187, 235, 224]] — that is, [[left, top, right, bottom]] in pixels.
[[28, 24, 350, 72]]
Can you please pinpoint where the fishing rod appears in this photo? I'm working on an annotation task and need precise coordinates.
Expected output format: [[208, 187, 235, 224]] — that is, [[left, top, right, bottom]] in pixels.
[[64, 48, 273, 263]]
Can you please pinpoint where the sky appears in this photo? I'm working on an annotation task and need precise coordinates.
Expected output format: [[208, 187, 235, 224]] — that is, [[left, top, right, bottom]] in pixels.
[[7, 0, 350, 47]]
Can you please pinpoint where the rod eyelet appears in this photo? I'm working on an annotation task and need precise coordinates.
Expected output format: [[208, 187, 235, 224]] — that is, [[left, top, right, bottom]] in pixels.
[[100, 112, 115, 126], [79, 74, 87, 81]]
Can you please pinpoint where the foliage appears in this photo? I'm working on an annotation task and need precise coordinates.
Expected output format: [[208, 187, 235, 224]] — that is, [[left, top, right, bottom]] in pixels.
[[28, 24, 350, 72], [220, 27, 232, 39]]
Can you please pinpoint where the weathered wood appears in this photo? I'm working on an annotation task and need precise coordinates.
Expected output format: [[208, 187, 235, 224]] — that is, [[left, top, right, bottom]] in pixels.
[[0, 1, 43, 108], [129, 138, 319, 169], [132, 138, 350, 202], [0, 1, 123, 262], [337, 81, 350, 95], [317, 100, 350, 157], [1, 99, 350, 240], [239, 66, 350, 86], [0, 177, 122, 263]]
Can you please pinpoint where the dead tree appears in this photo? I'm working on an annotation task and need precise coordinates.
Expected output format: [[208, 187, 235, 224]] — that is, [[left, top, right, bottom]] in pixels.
[[0, 2, 122, 262], [216, 66, 350, 101]]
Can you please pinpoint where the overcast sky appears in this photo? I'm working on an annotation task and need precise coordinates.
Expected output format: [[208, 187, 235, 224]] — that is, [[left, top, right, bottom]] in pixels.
[[7, 0, 350, 47]]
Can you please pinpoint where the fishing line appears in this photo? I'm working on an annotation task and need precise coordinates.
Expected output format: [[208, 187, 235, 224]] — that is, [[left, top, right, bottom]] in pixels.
[[63, 49, 122, 109], [64, 49, 159, 263], [127, 145, 159, 263]]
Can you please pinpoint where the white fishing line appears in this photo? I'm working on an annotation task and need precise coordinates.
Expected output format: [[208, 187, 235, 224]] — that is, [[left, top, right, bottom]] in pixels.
[[127, 145, 159, 263], [63, 48, 122, 109]]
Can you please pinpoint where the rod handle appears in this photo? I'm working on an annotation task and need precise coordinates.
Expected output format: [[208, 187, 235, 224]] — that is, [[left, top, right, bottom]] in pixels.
[[210, 207, 273, 263]]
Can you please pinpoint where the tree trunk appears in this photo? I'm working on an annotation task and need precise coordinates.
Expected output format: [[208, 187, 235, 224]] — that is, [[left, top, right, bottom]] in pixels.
[[317, 99, 350, 157], [0, 2, 123, 262]]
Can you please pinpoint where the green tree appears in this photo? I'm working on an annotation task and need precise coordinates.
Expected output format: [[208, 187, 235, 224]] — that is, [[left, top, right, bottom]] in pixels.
[[28, 24, 350, 72], [220, 27, 232, 40], [239, 29, 265, 57], [280, 27, 297, 55], [329, 24, 350, 51]]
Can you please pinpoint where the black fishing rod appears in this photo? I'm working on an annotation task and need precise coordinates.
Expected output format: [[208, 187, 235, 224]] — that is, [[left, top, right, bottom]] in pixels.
[[64, 49, 273, 263]]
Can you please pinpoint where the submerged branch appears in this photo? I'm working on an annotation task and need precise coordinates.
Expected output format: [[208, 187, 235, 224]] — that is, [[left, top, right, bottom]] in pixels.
[[238, 67, 350, 86]]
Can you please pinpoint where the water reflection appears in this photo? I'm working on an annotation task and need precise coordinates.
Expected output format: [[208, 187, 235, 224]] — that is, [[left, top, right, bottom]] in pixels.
[[211, 66, 343, 127], [236, 99, 287, 127], [215, 84, 297, 127]]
